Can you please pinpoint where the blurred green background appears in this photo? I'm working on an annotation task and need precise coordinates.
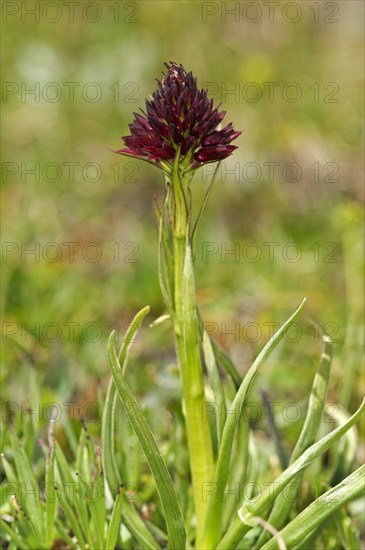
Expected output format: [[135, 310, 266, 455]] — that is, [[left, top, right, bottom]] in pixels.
[[2, 1, 364, 451]]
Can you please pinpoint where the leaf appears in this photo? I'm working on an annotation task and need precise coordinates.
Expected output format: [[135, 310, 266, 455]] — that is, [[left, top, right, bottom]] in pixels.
[[198, 312, 242, 389], [292, 333, 333, 460], [102, 379, 159, 550], [55, 441, 91, 544], [105, 484, 124, 550], [102, 307, 161, 548], [54, 483, 87, 550], [45, 434, 56, 547], [221, 413, 250, 533], [202, 299, 307, 548], [261, 465, 365, 549], [261, 389, 288, 470], [201, 321, 226, 447], [191, 161, 221, 249], [218, 397, 365, 549], [75, 471, 103, 548], [0, 518, 29, 550], [93, 448, 106, 545], [54, 520, 79, 550], [255, 331, 333, 548], [9, 432, 44, 544], [328, 403, 358, 485], [334, 505, 362, 549], [155, 191, 174, 315], [101, 378, 120, 493], [107, 327, 186, 549]]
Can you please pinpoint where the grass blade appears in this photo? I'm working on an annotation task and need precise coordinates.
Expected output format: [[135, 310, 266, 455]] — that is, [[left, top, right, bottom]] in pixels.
[[334, 505, 362, 548], [54, 484, 87, 550], [55, 441, 91, 544], [261, 465, 365, 549], [255, 331, 333, 547], [9, 432, 43, 544], [218, 397, 365, 549], [328, 403, 358, 485], [292, 333, 333, 460], [102, 378, 120, 494], [45, 435, 56, 547], [155, 190, 174, 315], [0, 518, 29, 550], [221, 414, 250, 533], [105, 484, 124, 549], [54, 520, 79, 550], [102, 308, 160, 550], [75, 471, 103, 548], [261, 389, 288, 470], [202, 299, 306, 548], [199, 314, 242, 388], [102, 381, 159, 550], [107, 328, 186, 549], [201, 321, 226, 448], [191, 161, 221, 250], [94, 447, 106, 545]]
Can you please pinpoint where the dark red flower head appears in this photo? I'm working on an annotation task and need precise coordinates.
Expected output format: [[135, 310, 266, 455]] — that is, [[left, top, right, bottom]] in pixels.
[[115, 62, 241, 171]]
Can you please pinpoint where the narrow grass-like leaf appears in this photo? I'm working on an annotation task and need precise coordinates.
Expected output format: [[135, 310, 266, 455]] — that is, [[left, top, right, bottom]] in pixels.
[[334, 505, 361, 549], [61, 410, 79, 456], [54, 485, 87, 550], [102, 379, 120, 493], [23, 407, 36, 462], [102, 380, 159, 550], [218, 397, 365, 549], [102, 307, 160, 549], [191, 161, 221, 249], [261, 390, 288, 470], [1, 452, 17, 486], [45, 435, 56, 547], [328, 403, 358, 484], [292, 333, 333, 460], [123, 504, 160, 550], [0, 519, 28, 550], [94, 447, 106, 544], [55, 520, 79, 550], [119, 305, 151, 371], [221, 413, 250, 533], [105, 484, 124, 550], [54, 441, 74, 487], [212, 337, 242, 388], [155, 190, 174, 315], [261, 465, 365, 550], [0, 458, 36, 548], [55, 441, 91, 544], [9, 432, 43, 544], [23, 370, 39, 460], [107, 330, 186, 549], [82, 418, 96, 467], [201, 322, 226, 447], [145, 521, 169, 545], [202, 299, 306, 548], [11, 496, 39, 550], [76, 471, 103, 548], [255, 332, 333, 547], [198, 315, 242, 388], [75, 430, 88, 481]]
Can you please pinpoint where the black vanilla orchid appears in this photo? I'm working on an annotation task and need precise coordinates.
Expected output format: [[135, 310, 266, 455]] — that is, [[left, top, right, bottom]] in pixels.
[[115, 62, 241, 171]]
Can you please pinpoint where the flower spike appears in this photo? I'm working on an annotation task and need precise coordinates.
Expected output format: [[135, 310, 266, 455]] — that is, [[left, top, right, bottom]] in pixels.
[[115, 62, 241, 171]]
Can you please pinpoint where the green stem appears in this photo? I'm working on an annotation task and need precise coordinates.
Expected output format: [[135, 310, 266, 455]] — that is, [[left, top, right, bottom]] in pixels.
[[168, 155, 214, 545]]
